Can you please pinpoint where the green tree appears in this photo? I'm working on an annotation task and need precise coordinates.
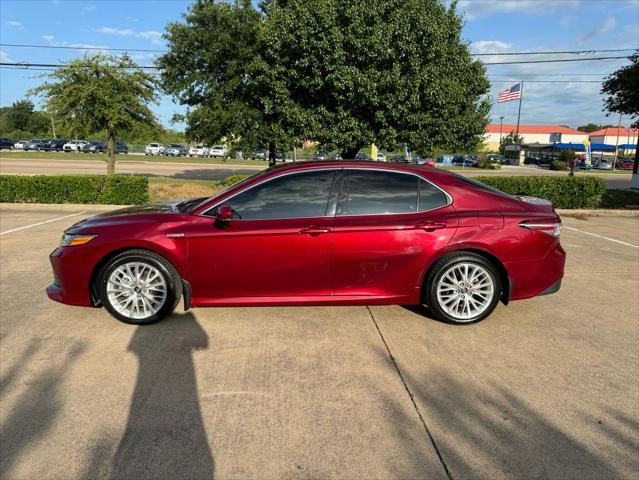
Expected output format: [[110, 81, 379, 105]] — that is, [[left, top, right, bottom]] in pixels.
[[602, 54, 639, 185], [576, 123, 613, 133], [263, 0, 490, 158], [30, 54, 158, 174], [499, 131, 523, 154], [5, 100, 35, 132], [159, 0, 302, 166]]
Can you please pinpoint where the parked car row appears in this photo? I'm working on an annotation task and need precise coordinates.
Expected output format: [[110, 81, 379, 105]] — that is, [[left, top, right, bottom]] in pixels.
[[2, 138, 128, 153]]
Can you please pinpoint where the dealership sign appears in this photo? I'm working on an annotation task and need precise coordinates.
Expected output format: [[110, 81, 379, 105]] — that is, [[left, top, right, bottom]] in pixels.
[[549, 132, 562, 143]]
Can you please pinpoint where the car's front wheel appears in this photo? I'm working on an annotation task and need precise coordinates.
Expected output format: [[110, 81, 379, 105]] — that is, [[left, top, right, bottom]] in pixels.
[[425, 252, 501, 325], [97, 250, 182, 325]]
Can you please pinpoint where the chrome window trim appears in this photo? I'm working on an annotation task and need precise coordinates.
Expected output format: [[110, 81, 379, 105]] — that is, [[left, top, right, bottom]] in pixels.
[[198, 166, 453, 221], [198, 168, 343, 219], [337, 168, 453, 217]]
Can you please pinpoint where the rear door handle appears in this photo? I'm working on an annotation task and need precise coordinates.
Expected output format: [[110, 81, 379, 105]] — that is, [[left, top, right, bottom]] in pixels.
[[299, 226, 332, 236], [414, 221, 447, 231]]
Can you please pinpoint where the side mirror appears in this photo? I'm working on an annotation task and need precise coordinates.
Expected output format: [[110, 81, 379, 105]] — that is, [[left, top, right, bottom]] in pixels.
[[216, 204, 233, 222]]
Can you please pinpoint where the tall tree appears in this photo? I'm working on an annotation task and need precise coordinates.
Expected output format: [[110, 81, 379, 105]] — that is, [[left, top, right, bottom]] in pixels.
[[159, 0, 303, 166], [602, 54, 639, 188], [30, 54, 158, 174], [263, 0, 491, 158], [499, 131, 524, 155]]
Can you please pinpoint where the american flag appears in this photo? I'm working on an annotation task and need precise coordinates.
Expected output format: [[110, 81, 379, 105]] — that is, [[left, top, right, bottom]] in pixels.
[[497, 83, 522, 103]]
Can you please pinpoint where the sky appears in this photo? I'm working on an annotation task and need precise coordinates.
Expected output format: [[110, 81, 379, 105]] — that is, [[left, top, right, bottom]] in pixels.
[[1, 0, 638, 131]]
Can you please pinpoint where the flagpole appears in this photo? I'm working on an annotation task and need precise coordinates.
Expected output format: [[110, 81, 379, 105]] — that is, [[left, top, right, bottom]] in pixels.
[[515, 80, 523, 141]]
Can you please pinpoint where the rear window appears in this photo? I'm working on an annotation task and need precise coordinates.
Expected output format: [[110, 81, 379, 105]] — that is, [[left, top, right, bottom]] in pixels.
[[453, 173, 514, 198]]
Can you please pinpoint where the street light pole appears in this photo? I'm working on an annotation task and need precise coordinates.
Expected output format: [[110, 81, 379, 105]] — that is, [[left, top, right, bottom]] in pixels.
[[499, 116, 504, 145]]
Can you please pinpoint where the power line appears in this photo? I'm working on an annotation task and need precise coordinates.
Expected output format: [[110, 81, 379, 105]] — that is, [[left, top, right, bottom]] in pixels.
[[0, 43, 164, 53], [483, 55, 631, 65], [0, 62, 160, 70], [472, 48, 637, 56], [2, 42, 637, 57]]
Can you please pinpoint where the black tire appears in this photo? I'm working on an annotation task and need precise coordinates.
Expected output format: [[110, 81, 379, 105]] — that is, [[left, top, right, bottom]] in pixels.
[[424, 252, 502, 325], [97, 249, 182, 325]]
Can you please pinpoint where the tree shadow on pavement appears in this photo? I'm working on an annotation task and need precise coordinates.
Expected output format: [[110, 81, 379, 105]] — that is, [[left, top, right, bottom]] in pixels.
[[0, 341, 86, 478], [373, 346, 637, 479], [103, 312, 214, 480]]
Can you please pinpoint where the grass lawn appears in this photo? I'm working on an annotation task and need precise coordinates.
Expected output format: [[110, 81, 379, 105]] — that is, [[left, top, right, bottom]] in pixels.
[[577, 169, 632, 175], [598, 189, 639, 209], [0, 151, 268, 167], [148, 177, 226, 202]]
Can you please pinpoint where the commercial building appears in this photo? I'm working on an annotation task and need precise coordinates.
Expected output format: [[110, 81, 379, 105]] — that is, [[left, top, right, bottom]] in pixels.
[[588, 127, 638, 148], [483, 124, 588, 151]]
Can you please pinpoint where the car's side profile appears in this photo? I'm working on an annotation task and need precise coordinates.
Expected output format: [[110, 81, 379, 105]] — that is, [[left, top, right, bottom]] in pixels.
[[47, 161, 565, 325]]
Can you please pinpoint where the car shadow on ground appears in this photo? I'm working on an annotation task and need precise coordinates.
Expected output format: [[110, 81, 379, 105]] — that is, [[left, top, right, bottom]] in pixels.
[[83, 312, 215, 480], [374, 345, 639, 479]]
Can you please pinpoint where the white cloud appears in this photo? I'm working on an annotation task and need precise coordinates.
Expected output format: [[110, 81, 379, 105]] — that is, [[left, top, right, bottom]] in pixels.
[[125, 16, 139, 23], [98, 27, 163, 45], [580, 18, 616, 43], [1, 51, 15, 63], [41, 35, 111, 54], [471, 40, 512, 54], [459, 0, 580, 20], [6, 20, 23, 28]]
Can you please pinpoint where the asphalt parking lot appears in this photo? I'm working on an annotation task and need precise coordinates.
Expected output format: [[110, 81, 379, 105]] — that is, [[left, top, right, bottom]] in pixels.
[[1, 204, 637, 480]]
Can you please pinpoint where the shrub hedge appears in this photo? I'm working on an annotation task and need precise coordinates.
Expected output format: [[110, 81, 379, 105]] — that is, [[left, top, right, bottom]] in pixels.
[[0, 175, 149, 205], [474, 175, 607, 209]]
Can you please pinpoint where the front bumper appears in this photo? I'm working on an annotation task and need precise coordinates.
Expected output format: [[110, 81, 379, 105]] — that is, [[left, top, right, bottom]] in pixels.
[[46, 247, 95, 307]]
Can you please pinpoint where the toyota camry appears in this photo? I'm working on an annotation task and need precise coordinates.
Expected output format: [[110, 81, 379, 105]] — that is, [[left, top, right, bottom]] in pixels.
[[47, 161, 565, 325]]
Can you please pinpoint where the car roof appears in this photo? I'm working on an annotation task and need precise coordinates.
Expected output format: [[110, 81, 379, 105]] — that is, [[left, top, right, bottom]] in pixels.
[[263, 160, 451, 178]]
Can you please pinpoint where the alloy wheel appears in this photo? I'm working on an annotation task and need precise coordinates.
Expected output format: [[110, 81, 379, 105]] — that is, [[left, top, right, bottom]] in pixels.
[[436, 262, 495, 322], [106, 262, 167, 320]]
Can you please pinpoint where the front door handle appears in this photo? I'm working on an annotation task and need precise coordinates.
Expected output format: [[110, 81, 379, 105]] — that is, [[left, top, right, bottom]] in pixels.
[[299, 226, 332, 236], [414, 221, 447, 232]]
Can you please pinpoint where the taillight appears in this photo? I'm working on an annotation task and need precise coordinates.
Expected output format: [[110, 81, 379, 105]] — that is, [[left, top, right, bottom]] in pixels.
[[519, 221, 561, 237]]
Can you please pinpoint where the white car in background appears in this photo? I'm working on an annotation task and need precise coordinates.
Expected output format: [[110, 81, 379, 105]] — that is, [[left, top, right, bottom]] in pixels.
[[63, 140, 88, 152], [13, 140, 28, 150], [376, 152, 387, 162], [189, 144, 209, 157], [208, 145, 228, 158], [145, 143, 165, 156]]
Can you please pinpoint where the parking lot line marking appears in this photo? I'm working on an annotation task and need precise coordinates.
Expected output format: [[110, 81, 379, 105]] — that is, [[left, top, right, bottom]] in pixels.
[[0, 211, 87, 236], [564, 226, 638, 249]]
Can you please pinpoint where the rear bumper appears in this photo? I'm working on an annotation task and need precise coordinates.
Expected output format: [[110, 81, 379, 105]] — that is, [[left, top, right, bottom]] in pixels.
[[506, 242, 566, 301]]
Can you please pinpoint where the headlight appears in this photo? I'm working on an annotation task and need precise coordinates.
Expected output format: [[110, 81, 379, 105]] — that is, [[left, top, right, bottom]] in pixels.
[[60, 234, 97, 247]]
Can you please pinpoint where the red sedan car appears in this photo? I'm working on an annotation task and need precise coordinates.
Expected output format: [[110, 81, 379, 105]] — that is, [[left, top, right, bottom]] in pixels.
[[47, 161, 565, 325]]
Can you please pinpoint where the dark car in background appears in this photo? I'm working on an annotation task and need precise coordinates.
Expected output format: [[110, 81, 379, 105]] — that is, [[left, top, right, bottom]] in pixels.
[[164, 143, 187, 156], [40, 139, 67, 152], [354, 152, 370, 161], [251, 149, 266, 160], [0, 137, 16, 149], [115, 141, 128, 154], [452, 155, 478, 167], [88, 141, 107, 153]]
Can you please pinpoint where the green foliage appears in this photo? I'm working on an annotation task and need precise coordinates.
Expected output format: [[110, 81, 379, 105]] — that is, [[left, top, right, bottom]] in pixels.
[[549, 160, 567, 171], [602, 54, 639, 128], [576, 123, 613, 133], [0, 100, 52, 138], [219, 174, 249, 187], [159, 0, 491, 160], [0, 175, 148, 205], [557, 150, 576, 163], [474, 176, 607, 209], [30, 54, 159, 173], [499, 131, 524, 154]]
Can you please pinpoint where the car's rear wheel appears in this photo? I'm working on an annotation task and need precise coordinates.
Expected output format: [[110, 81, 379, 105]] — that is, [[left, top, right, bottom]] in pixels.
[[97, 250, 182, 325], [425, 252, 501, 325]]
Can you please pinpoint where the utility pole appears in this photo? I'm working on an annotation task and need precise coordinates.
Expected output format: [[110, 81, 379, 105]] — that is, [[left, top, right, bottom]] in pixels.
[[499, 116, 504, 145], [515, 81, 523, 141], [49, 112, 56, 139], [613, 113, 622, 171]]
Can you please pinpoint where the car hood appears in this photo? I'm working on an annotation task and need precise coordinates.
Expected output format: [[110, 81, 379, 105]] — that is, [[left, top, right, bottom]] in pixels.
[[65, 198, 209, 232]]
